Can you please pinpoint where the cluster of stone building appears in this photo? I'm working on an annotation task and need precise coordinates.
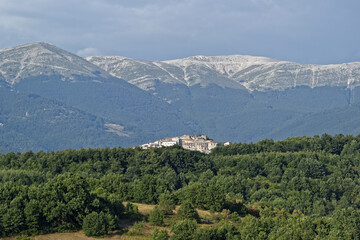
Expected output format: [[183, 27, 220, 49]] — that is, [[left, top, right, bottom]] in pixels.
[[140, 134, 223, 154]]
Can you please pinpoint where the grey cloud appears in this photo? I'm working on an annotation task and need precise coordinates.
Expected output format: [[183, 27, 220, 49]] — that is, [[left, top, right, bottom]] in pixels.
[[77, 47, 101, 58], [0, 0, 359, 64]]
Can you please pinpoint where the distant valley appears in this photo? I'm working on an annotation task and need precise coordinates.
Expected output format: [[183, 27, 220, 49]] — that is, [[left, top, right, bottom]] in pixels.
[[1, 42, 360, 152]]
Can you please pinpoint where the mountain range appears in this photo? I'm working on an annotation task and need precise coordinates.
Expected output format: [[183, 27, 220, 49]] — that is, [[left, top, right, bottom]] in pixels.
[[87, 55, 360, 92], [1, 42, 359, 152]]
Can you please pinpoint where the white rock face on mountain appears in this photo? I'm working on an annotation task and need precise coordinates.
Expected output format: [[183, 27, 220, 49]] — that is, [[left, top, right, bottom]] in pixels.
[[0, 42, 110, 85], [88, 55, 360, 92], [87, 56, 191, 91]]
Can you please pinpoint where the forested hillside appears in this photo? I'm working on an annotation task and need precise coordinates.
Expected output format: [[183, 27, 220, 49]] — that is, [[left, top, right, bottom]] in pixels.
[[2, 134, 360, 239]]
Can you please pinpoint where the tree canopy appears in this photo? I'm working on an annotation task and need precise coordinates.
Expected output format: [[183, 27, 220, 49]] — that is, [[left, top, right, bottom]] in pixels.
[[2, 134, 360, 239]]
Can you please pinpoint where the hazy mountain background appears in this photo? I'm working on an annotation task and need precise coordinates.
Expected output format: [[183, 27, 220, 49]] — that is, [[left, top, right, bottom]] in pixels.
[[1, 42, 360, 152], [0, 42, 199, 152], [88, 54, 360, 142]]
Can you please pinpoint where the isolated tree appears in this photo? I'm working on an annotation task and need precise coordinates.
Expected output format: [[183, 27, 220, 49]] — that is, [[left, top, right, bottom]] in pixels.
[[149, 206, 164, 226], [158, 191, 176, 215], [82, 212, 108, 237], [177, 202, 200, 222]]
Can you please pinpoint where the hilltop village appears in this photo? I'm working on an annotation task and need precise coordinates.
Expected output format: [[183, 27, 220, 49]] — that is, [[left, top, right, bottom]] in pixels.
[[140, 135, 229, 154]]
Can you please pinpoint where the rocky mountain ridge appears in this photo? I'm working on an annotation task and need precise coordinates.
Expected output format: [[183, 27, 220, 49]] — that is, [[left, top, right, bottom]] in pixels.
[[88, 55, 360, 92], [0, 42, 111, 85]]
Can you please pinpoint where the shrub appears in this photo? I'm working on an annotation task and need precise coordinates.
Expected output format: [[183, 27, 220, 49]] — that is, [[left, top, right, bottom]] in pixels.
[[193, 227, 220, 240], [171, 219, 197, 240], [221, 209, 231, 220], [15, 235, 30, 240], [125, 202, 142, 221], [177, 202, 200, 222], [82, 212, 108, 237], [128, 221, 145, 236], [158, 192, 176, 215], [152, 227, 169, 240], [149, 206, 164, 226]]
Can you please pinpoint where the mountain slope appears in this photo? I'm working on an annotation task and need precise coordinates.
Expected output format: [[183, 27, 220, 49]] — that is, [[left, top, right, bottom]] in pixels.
[[269, 103, 360, 139], [0, 81, 135, 153], [89, 54, 360, 143], [0, 43, 200, 152]]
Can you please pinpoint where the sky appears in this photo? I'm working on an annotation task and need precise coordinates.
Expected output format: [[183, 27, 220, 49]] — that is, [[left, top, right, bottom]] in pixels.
[[0, 0, 359, 64]]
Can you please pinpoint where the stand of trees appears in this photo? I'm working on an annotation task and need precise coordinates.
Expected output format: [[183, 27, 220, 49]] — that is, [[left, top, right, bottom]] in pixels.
[[1, 134, 360, 239]]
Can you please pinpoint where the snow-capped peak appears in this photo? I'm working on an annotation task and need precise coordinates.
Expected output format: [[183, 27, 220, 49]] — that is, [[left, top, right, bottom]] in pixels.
[[0, 42, 110, 84], [88, 54, 360, 92]]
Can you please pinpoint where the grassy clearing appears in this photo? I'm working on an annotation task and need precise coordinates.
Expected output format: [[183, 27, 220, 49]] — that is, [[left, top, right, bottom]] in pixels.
[[128, 202, 156, 216]]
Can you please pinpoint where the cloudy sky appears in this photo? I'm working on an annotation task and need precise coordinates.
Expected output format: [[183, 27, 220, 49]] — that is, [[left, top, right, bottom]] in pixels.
[[0, 0, 359, 64]]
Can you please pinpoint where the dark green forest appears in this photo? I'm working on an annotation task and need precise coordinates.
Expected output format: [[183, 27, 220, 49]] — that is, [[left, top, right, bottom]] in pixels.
[[2, 134, 360, 239]]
